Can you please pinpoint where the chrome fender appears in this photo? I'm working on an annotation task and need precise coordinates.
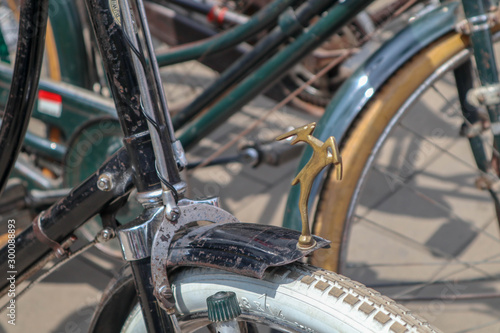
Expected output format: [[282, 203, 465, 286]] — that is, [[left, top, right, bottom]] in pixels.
[[283, 2, 459, 231]]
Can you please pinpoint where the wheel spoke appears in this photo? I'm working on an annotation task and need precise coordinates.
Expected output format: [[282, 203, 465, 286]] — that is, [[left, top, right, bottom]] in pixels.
[[398, 121, 488, 176], [431, 84, 500, 159], [355, 213, 499, 284], [370, 164, 500, 249]]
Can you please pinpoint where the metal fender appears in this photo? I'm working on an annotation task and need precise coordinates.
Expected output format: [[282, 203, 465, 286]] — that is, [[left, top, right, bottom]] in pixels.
[[166, 222, 330, 278], [89, 223, 330, 332], [283, 2, 460, 231]]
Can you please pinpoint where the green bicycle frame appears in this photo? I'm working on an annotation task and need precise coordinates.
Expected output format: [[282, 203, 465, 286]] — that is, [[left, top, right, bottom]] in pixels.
[[2, 0, 373, 191], [156, 0, 302, 66], [176, 0, 372, 149]]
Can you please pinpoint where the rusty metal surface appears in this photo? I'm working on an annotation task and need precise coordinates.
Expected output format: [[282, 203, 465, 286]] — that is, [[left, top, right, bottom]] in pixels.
[[0, 147, 134, 291], [32, 215, 68, 258]]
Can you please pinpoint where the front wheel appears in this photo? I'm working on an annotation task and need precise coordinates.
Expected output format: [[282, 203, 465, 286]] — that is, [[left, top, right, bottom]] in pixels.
[[112, 264, 438, 332]]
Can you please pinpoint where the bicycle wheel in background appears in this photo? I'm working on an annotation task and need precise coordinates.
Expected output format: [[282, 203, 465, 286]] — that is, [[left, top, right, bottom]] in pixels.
[[0, 0, 65, 242], [282, 0, 428, 115], [0, 1, 117, 254], [0, 0, 61, 79], [90, 263, 440, 332], [311, 28, 500, 331]]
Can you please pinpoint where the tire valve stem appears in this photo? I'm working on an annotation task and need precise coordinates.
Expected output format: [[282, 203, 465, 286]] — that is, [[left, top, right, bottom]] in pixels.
[[276, 122, 342, 250], [207, 291, 242, 333]]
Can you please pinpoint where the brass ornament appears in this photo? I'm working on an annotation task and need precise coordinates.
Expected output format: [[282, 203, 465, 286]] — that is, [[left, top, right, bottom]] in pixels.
[[277, 122, 342, 249]]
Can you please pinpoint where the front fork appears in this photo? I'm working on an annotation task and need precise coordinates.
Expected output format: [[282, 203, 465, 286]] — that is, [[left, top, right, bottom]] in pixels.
[[84, 0, 187, 331]]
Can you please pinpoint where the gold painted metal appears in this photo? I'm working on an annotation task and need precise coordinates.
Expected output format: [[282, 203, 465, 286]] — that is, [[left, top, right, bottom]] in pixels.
[[277, 122, 342, 249]]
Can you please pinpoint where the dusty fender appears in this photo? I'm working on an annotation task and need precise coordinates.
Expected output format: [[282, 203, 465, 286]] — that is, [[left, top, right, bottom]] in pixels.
[[283, 2, 459, 231], [166, 222, 330, 278]]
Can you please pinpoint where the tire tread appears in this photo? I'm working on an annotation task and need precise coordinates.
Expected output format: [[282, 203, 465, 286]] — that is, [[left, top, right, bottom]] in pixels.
[[292, 265, 441, 333]]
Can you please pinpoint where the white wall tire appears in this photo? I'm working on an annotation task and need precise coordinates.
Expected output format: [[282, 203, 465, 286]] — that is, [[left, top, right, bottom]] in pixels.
[[121, 264, 440, 332]]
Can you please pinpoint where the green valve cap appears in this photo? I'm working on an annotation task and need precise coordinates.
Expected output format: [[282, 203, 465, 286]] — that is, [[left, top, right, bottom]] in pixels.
[[206, 291, 242, 322]]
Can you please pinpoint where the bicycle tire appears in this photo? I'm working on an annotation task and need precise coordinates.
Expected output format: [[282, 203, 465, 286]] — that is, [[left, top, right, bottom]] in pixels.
[[0, 1, 63, 239], [116, 264, 439, 332], [311, 27, 500, 329]]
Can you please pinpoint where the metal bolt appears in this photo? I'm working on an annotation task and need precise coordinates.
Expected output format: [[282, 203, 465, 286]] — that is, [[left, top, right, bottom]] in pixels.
[[99, 228, 114, 241], [158, 285, 173, 298], [55, 248, 66, 258], [97, 173, 113, 191], [169, 207, 180, 221]]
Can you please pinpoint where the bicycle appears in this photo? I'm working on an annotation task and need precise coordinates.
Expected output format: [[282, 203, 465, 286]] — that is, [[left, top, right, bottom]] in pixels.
[[1, 0, 500, 330], [0, 0, 441, 332]]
